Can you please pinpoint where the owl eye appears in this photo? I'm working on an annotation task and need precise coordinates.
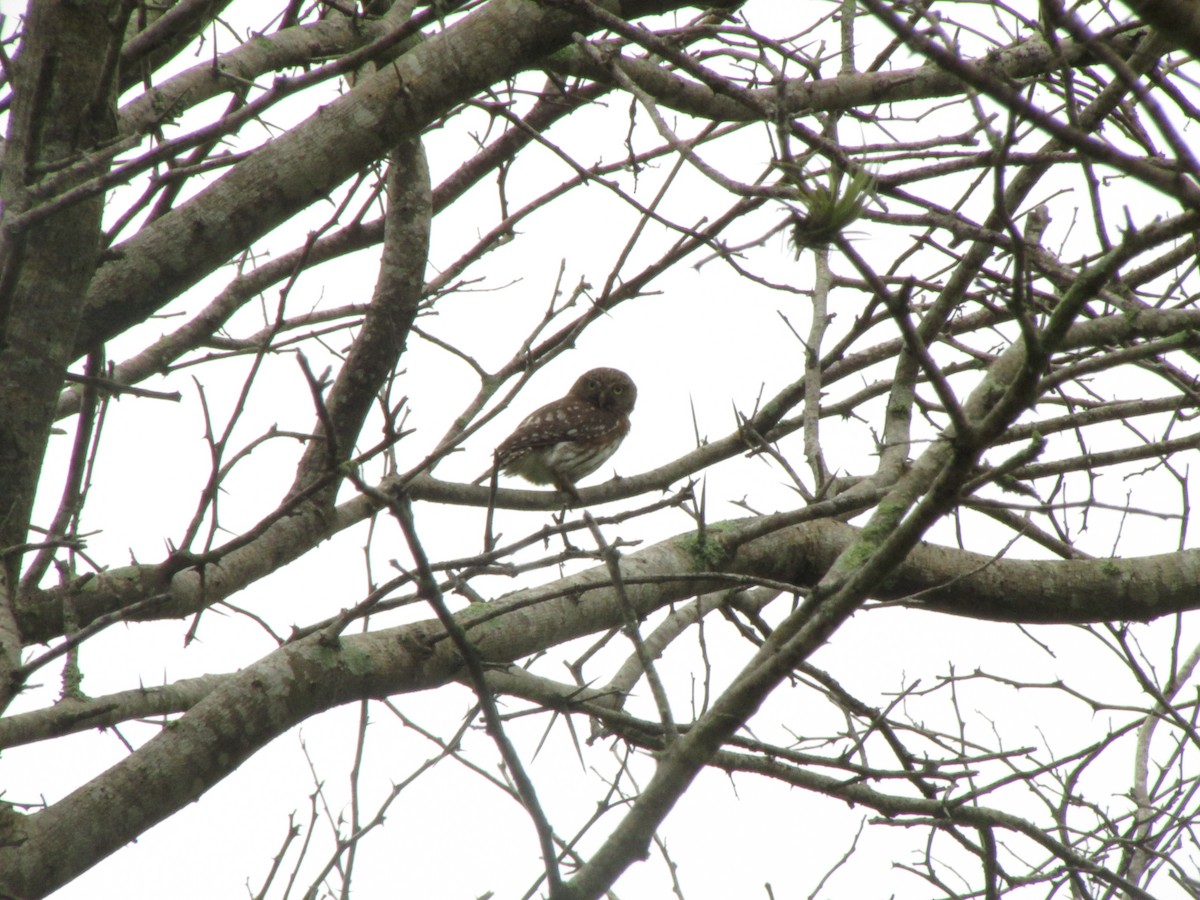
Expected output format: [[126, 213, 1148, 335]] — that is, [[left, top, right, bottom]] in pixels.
[[587, 379, 599, 390], [612, 385, 623, 394]]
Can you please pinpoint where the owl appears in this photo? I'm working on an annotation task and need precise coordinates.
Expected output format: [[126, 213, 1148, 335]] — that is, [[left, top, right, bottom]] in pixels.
[[493, 367, 636, 493]]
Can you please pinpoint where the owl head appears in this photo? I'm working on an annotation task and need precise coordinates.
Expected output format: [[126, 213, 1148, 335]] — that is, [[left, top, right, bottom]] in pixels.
[[569, 367, 637, 415]]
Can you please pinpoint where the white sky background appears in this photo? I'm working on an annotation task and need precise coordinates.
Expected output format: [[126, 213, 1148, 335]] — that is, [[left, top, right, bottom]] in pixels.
[[2, 0, 1199, 897]]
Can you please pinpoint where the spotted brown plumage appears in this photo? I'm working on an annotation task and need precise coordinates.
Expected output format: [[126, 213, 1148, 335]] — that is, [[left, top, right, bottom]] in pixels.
[[494, 367, 636, 492]]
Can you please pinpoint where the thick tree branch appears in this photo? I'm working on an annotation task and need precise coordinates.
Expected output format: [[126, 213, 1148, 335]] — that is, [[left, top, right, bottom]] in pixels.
[[73, 0, 705, 356]]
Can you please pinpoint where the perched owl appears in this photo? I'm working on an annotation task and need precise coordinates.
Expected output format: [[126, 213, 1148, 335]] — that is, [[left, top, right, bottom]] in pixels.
[[493, 367, 636, 493]]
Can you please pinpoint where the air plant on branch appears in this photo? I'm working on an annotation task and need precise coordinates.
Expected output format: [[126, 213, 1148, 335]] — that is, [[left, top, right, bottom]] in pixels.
[[778, 160, 876, 254]]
